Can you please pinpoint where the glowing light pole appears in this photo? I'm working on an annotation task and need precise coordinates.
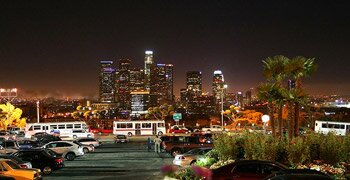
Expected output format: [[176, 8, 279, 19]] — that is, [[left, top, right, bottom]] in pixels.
[[221, 84, 228, 131], [262, 114, 270, 133], [36, 101, 40, 123]]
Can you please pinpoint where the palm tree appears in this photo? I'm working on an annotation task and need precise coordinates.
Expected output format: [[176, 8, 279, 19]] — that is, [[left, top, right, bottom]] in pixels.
[[257, 83, 281, 137], [262, 55, 289, 137], [286, 57, 316, 136]]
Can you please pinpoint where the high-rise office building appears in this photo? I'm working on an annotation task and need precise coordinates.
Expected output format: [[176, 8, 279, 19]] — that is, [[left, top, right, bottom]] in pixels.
[[212, 70, 226, 102], [144, 50, 154, 91], [130, 68, 145, 91], [237, 91, 243, 107], [150, 64, 174, 105], [186, 71, 202, 97], [246, 90, 252, 105], [130, 90, 150, 117], [115, 59, 131, 110], [99, 60, 115, 103]]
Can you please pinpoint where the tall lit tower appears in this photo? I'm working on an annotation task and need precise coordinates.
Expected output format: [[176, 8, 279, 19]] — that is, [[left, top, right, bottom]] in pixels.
[[115, 59, 131, 109], [144, 50, 154, 91], [99, 60, 115, 103], [186, 71, 202, 96], [150, 64, 174, 105], [212, 70, 226, 103]]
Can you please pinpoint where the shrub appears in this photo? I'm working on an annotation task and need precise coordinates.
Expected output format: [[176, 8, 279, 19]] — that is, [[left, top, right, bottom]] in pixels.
[[286, 137, 310, 167], [213, 133, 240, 161], [319, 133, 345, 165]]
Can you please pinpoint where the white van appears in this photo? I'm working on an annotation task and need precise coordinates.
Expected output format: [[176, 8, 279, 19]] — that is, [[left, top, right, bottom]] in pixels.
[[70, 130, 94, 139]]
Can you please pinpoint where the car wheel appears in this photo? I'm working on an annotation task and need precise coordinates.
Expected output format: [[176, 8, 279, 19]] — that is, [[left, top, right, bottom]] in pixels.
[[127, 132, 132, 137], [171, 148, 182, 157], [43, 166, 52, 175], [66, 152, 76, 161], [83, 147, 89, 154], [73, 135, 77, 139], [157, 131, 163, 136]]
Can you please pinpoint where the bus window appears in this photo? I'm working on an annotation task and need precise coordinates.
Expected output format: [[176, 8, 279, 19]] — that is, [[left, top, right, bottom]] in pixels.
[[142, 123, 151, 128], [328, 124, 335, 128], [82, 124, 87, 129], [117, 123, 121, 128], [121, 123, 126, 128], [334, 124, 340, 129], [34, 125, 41, 130], [158, 123, 165, 128], [66, 124, 73, 129], [50, 125, 57, 129], [340, 125, 345, 129], [74, 124, 82, 129], [28, 126, 33, 131], [58, 125, 65, 129], [322, 123, 327, 128], [126, 123, 133, 128]]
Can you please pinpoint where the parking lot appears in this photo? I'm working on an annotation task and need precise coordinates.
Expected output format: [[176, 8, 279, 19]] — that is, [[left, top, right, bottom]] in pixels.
[[45, 139, 173, 180]]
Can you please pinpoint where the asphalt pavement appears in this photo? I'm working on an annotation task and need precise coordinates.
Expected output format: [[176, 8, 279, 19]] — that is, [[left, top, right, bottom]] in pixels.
[[45, 140, 173, 180]]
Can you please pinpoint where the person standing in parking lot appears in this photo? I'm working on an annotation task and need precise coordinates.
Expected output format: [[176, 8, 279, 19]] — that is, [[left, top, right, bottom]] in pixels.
[[153, 135, 162, 153], [147, 136, 151, 151]]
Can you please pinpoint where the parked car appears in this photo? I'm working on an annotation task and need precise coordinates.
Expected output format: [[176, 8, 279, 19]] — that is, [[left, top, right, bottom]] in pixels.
[[265, 169, 332, 180], [88, 127, 100, 134], [0, 154, 32, 168], [211, 160, 287, 180], [202, 125, 226, 133], [36, 134, 62, 146], [169, 125, 189, 134], [114, 134, 129, 143], [73, 140, 94, 153], [0, 131, 16, 141], [0, 159, 42, 179], [76, 138, 101, 147], [9, 127, 23, 135], [12, 149, 64, 175], [162, 135, 213, 157], [18, 140, 40, 149], [100, 129, 113, 134], [70, 130, 93, 139], [42, 141, 84, 161], [173, 147, 212, 166], [0, 141, 20, 154]]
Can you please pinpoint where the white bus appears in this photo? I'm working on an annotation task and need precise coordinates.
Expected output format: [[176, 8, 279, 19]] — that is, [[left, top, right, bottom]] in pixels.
[[25, 121, 88, 138], [314, 120, 350, 136], [113, 120, 166, 136]]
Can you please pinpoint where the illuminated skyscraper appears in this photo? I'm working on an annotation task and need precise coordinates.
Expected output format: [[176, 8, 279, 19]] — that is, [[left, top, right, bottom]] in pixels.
[[186, 71, 202, 96], [115, 59, 131, 110], [150, 64, 174, 105], [130, 68, 145, 91], [99, 60, 115, 103], [144, 50, 154, 91], [212, 70, 226, 101]]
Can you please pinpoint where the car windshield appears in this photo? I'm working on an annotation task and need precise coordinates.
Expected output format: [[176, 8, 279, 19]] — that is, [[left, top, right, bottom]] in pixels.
[[117, 135, 126, 139], [45, 149, 58, 157], [6, 160, 21, 169]]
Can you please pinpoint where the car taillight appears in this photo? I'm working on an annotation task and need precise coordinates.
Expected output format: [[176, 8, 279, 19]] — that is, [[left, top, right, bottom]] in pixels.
[[55, 158, 63, 163], [20, 164, 28, 168]]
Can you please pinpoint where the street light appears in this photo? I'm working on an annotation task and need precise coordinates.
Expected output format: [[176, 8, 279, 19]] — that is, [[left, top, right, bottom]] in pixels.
[[262, 114, 270, 133], [221, 84, 228, 131]]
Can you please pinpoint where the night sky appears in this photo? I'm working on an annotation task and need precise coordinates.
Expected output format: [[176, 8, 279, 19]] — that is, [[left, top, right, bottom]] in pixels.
[[1, 0, 349, 98]]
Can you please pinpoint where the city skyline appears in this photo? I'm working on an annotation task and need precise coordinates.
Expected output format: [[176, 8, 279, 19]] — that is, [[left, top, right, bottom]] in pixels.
[[1, 1, 350, 98]]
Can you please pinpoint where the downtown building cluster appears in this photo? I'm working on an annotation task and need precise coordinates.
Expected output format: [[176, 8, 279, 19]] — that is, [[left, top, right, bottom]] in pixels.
[[98, 50, 254, 118]]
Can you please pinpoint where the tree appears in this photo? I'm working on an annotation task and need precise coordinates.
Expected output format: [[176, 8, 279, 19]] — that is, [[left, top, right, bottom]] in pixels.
[[223, 105, 241, 128], [146, 104, 175, 120], [261, 55, 289, 137], [0, 102, 26, 130], [286, 57, 316, 136]]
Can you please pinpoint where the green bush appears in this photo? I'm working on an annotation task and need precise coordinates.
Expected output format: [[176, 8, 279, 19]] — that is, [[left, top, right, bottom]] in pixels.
[[213, 133, 241, 161], [286, 137, 310, 167], [319, 133, 344, 165]]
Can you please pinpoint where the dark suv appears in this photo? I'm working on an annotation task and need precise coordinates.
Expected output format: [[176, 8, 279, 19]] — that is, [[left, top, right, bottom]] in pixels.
[[12, 149, 65, 175], [161, 135, 213, 157]]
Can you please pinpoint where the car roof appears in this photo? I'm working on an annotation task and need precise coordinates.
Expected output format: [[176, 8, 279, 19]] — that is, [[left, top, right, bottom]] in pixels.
[[268, 174, 333, 180]]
